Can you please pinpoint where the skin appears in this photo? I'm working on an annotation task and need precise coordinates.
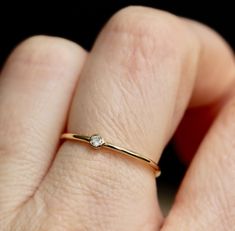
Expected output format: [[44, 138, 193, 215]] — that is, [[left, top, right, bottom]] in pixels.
[[0, 6, 235, 231]]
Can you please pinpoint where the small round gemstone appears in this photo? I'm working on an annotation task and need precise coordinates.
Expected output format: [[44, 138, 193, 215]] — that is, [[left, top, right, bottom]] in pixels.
[[89, 134, 104, 148]]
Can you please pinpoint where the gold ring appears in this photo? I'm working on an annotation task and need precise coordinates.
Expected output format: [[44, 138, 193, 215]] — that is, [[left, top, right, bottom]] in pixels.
[[61, 133, 161, 177]]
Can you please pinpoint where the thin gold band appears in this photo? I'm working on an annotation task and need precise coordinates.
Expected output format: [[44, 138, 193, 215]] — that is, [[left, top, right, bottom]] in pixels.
[[61, 133, 161, 177]]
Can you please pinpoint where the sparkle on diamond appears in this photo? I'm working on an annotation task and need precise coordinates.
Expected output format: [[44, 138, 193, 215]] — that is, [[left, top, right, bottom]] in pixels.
[[90, 134, 104, 148]]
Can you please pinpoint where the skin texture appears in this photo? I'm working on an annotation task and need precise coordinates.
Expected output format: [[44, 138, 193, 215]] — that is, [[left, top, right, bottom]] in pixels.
[[0, 6, 234, 231]]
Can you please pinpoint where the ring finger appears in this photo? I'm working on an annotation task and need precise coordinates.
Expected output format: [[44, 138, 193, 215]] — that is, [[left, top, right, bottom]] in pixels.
[[39, 6, 234, 231]]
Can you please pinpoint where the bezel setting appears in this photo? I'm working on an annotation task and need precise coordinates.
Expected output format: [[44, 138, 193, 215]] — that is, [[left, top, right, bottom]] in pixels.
[[89, 134, 105, 148]]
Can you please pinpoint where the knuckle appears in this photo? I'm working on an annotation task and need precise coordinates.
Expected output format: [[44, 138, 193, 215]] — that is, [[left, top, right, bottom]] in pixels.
[[110, 6, 177, 35], [7, 35, 85, 74], [107, 6, 194, 59], [101, 6, 199, 94]]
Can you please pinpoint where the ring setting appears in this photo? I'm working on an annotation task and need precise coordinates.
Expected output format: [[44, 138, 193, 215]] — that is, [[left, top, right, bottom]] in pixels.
[[89, 134, 105, 148]]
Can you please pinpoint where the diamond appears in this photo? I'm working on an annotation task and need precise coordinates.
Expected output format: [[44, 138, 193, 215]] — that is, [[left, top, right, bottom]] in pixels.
[[89, 134, 104, 148]]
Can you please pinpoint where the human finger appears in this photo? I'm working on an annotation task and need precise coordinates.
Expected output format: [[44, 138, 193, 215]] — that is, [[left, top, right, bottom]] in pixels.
[[39, 6, 233, 231], [161, 21, 235, 231], [0, 36, 86, 218]]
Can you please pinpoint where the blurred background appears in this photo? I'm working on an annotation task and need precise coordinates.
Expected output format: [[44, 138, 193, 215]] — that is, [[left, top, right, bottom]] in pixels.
[[0, 1, 234, 214]]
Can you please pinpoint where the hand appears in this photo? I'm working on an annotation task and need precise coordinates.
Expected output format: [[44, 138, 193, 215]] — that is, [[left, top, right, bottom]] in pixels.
[[0, 6, 234, 231]]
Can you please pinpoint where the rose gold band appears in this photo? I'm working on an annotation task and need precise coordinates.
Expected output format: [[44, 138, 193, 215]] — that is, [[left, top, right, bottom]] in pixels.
[[61, 133, 161, 177]]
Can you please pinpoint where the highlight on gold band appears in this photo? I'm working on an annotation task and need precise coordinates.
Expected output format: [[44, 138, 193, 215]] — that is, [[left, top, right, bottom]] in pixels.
[[61, 133, 161, 177]]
